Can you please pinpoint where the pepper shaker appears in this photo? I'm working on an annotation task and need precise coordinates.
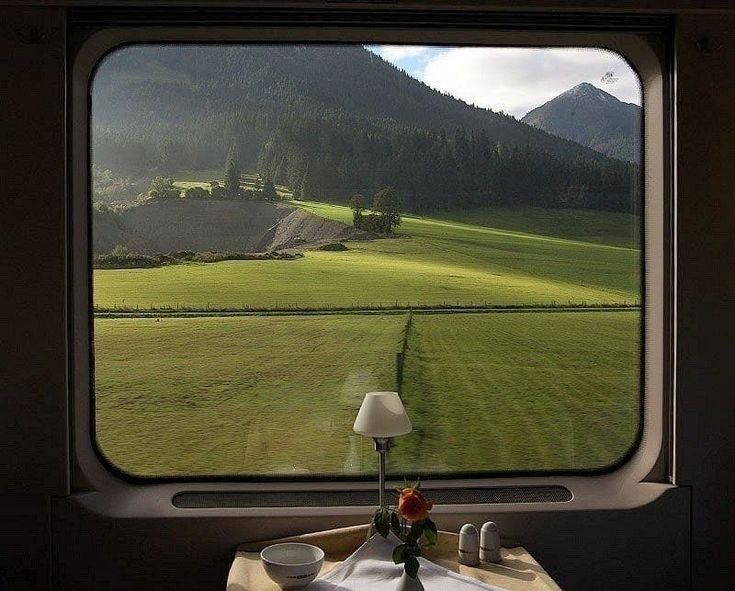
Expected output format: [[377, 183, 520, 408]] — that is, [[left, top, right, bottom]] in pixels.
[[480, 521, 502, 563], [458, 524, 480, 566]]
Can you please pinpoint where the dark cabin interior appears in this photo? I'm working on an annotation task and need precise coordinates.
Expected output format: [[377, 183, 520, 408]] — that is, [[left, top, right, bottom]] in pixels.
[[1, 1, 734, 590]]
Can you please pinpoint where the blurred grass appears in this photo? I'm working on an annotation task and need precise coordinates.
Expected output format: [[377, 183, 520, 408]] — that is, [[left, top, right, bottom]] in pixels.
[[394, 310, 641, 473], [94, 310, 640, 477], [94, 314, 403, 477]]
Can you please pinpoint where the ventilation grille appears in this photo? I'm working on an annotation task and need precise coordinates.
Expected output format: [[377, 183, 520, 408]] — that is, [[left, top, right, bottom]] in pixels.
[[69, 8, 673, 33], [173, 486, 571, 508]]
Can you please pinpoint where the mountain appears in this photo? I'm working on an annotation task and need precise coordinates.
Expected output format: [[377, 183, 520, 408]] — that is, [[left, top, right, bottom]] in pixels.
[[521, 82, 642, 163], [92, 46, 640, 213]]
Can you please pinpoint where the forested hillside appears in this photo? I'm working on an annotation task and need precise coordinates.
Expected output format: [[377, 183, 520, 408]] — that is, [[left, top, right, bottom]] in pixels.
[[92, 45, 640, 213]]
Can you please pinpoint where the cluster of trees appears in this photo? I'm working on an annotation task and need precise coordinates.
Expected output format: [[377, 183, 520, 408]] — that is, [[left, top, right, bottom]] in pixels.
[[145, 176, 279, 202], [350, 188, 402, 234], [92, 167, 138, 203], [143, 149, 280, 202], [258, 112, 639, 214], [146, 176, 181, 200]]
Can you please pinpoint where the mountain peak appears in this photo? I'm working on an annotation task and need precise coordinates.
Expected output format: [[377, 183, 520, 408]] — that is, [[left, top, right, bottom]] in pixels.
[[561, 82, 617, 103], [571, 81, 598, 91], [521, 82, 641, 162]]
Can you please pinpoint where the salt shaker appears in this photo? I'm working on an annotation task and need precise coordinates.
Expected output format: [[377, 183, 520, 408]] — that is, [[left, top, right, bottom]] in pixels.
[[458, 524, 480, 566], [480, 521, 502, 563]]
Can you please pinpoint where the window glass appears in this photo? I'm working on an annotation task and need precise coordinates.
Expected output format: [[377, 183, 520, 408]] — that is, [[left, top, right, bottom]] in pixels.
[[91, 44, 642, 478]]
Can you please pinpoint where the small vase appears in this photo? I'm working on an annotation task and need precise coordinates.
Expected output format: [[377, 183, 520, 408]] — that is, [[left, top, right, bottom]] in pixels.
[[396, 570, 425, 591]]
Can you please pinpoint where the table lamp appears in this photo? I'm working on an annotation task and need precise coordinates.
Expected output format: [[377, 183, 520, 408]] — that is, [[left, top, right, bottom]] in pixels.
[[353, 391, 412, 508]]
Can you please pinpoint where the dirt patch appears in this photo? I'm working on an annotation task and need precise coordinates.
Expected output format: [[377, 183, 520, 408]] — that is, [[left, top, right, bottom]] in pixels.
[[315, 242, 349, 251], [257, 208, 374, 251]]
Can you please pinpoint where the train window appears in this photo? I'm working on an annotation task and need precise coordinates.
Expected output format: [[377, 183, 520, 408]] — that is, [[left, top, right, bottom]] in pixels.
[[89, 44, 644, 479]]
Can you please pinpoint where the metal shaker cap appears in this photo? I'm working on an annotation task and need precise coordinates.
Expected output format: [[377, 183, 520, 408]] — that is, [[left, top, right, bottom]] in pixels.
[[460, 523, 479, 537]]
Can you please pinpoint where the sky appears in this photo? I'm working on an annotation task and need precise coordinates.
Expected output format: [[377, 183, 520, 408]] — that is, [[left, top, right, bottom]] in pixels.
[[367, 45, 642, 119]]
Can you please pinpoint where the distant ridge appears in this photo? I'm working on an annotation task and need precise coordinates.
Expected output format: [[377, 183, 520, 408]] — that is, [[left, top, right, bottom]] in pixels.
[[521, 82, 642, 163], [92, 47, 639, 213]]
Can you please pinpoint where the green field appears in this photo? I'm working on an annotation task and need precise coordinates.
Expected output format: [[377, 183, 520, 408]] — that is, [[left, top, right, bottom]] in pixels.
[[296, 201, 640, 248], [95, 315, 404, 476], [94, 201, 640, 310], [432, 206, 640, 249], [395, 311, 640, 472], [93, 196, 642, 478], [94, 311, 640, 477]]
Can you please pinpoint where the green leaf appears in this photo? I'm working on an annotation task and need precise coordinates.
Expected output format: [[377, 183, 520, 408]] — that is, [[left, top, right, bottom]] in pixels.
[[404, 555, 420, 579], [392, 544, 406, 564], [390, 511, 402, 537], [424, 519, 438, 546]]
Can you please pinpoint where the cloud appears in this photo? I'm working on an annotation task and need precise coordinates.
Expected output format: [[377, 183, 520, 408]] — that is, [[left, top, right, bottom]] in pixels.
[[374, 45, 431, 62], [413, 47, 641, 118]]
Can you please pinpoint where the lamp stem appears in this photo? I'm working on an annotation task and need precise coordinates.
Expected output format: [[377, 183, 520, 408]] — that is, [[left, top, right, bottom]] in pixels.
[[374, 438, 391, 509]]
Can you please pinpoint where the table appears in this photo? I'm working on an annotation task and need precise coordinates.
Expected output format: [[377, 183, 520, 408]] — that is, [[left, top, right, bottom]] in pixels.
[[226, 524, 561, 591]]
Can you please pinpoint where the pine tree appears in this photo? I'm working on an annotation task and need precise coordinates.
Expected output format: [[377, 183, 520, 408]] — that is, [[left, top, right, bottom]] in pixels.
[[261, 178, 278, 201], [372, 187, 402, 234], [350, 193, 367, 227], [223, 145, 241, 198], [299, 166, 310, 201]]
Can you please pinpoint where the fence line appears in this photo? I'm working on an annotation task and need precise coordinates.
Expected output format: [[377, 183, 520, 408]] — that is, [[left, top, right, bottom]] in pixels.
[[94, 302, 641, 319], [396, 309, 414, 396]]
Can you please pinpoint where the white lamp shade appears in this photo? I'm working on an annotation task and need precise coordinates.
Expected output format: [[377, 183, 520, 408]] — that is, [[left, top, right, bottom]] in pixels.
[[353, 391, 412, 438]]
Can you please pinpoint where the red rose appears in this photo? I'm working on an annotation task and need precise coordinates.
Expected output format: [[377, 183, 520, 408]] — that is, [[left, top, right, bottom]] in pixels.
[[398, 487, 433, 522]]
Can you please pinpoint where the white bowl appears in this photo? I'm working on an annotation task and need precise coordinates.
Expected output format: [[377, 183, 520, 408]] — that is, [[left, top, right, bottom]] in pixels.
[[260, 542, 325, 589]]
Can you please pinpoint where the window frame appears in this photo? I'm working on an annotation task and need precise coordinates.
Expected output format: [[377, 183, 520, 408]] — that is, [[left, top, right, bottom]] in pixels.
[[70, 16, 674, 515]]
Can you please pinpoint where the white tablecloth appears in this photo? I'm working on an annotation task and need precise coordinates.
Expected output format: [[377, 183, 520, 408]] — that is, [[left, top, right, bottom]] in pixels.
[[309, 534, 509, 591], [228, 524, 561, 591]]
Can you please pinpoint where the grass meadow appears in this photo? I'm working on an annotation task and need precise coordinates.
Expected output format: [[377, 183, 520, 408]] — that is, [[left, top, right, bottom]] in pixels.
[[94, 311, 640, 477], [94, 314, 404, 476], [93, 193, 642, 478], [94, 201, 640, 310], [433, 206, 640, 249], [395, 311, 640, 473]]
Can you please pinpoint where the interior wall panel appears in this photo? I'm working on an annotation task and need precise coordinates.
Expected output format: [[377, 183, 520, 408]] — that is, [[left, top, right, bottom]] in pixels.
[[0, 7, 67, 590], [0, 6, 69, 496], [675, 14, 735, 591], [0, 496, 52, 591], [0, 4, 731, 591], [53, 489, 689, 591]]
